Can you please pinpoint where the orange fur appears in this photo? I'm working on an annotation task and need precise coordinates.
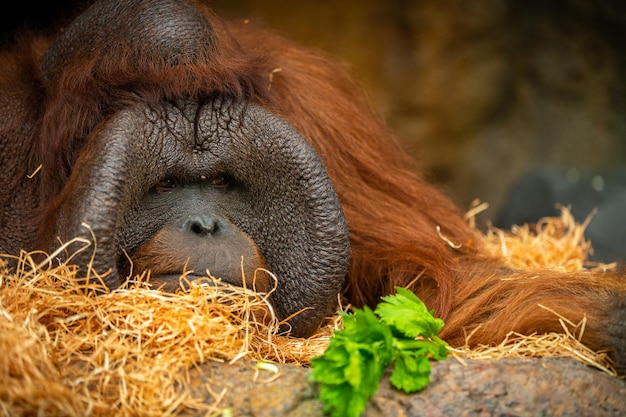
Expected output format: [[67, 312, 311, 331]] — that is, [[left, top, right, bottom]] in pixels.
[[227, 17, 626, 372], [12, 2, 624, 373]]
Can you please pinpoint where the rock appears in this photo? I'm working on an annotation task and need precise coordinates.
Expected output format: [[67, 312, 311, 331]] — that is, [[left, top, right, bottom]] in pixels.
[[185, 357, 626, 416]]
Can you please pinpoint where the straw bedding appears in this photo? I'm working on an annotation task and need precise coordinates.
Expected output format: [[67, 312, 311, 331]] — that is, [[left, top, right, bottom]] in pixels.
[[0, 206, 617, 415]]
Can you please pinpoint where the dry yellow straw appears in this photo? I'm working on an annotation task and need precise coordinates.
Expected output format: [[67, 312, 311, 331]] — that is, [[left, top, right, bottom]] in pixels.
[[0, 205, 619, 415], [456, 203, 618, 375], [0, 246, 329, 416]]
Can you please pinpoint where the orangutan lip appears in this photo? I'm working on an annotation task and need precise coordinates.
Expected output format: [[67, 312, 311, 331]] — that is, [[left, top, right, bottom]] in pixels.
[[148, 273, 235, 289]]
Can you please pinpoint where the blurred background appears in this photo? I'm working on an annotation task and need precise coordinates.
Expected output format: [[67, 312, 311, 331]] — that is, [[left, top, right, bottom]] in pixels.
[[209, 1, 626, 262], [3, 0, 626, 261]]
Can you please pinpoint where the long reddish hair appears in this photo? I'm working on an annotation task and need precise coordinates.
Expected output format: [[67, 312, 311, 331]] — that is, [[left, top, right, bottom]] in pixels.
[[224, 17, 626, 370], [23, 2, 625, 372]]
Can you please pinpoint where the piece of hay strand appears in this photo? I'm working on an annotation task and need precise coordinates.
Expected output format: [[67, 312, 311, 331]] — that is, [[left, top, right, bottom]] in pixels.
[[451, 204, 618, 375], [450, 304, 617, 376], [479, 205, 615, 272], [0, 248, 328, 416], [1, 205, 621, 415]]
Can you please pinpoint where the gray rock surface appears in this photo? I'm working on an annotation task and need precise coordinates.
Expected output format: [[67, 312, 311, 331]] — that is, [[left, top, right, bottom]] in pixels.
[[185, 357, 626, 416]]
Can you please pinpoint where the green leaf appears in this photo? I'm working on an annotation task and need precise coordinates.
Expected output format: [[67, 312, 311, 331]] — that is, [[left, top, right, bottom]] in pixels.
[[376, 287, 445, 339], [311, 288, 449, 417], [310, 308, 393, 417], [389, 349, 433, 393]]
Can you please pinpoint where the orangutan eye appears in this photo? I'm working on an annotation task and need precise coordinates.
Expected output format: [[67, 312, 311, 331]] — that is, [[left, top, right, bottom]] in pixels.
[[206, 175, 230, 189], [152, 178, 177, 193]]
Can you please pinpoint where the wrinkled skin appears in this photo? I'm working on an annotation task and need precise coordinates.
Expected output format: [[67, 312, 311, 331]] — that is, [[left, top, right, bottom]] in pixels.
[[0, 0, 350, 338]]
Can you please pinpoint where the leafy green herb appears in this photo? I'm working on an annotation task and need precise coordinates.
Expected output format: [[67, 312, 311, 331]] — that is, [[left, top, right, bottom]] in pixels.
[[310, 287, 448, 417]]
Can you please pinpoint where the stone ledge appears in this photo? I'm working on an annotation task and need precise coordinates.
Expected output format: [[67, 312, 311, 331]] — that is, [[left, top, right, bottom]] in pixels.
[[185, 357, 626, 416]]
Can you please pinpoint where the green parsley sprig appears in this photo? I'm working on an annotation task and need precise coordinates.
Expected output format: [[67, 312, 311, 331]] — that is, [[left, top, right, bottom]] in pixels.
[[310, 287, 448, 417]]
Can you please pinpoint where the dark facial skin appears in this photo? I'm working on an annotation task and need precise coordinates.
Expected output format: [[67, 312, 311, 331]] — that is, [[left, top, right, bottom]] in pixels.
[[43, 97, 350, 338], [126, 175, 271, 293]]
